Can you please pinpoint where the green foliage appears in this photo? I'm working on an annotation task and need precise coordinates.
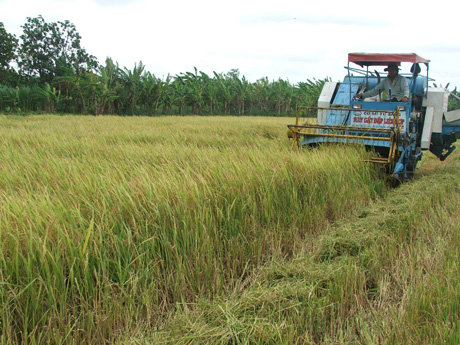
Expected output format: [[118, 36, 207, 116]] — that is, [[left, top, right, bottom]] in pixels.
[[0, 22, 19, 86], [448, 87, 460, 111], [297, 77, 331, 107], [0, 22, 17, 70], [0, 16, 333, 116], [0, 63, 331, 116], [35, 83, 61, 112], [17, 15, 98, 84]]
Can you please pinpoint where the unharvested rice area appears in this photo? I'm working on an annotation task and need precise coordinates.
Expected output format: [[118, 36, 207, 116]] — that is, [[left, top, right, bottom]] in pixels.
[[0, 115, 388, 344], [152, 143, 460, 345]]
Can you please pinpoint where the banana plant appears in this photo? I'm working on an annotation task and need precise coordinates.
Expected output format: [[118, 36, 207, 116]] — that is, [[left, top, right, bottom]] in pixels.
[[120, 61, 145, 114], [141, 72, 171, 115], [0, 85, 18, 111], [80, 72, 105, 115], [160, 81, 175, 114], [36, 82, 61, 113], [181, 67, 207, 114], [296, 78, 330, 108], [172, 76, 187, 115], [201, 71, 218, 115], [253, 77, 271, 112], [232, 75, 253, 115], [98, 58, 121, 115], [17, 86, 36, 112], [213, 71, 233, 114]]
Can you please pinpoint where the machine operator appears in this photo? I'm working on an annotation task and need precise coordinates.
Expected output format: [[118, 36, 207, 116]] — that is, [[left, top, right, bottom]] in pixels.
[[354, 62, 409, 102]]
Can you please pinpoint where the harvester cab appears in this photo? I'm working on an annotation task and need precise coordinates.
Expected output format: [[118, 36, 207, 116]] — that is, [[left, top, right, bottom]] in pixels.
[[288, 53, 460, 180]]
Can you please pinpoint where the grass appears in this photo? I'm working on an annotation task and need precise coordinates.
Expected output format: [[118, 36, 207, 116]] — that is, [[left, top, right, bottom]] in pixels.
[[0, 114, 388, 344]]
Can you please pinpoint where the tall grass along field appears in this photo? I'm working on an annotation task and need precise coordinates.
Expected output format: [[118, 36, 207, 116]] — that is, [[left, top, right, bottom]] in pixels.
[[0, 115, 387, 344]]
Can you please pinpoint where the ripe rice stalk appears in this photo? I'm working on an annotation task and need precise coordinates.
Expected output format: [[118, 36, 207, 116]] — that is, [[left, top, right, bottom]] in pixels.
[[0, 114, 386, 344]]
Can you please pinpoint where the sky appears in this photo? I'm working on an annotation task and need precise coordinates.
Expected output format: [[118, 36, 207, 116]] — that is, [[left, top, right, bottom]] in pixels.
[[1, 0, 460, 88]]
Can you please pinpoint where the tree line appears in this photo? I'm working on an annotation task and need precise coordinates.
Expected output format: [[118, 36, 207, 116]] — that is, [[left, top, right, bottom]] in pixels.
[[0, 16, 327, 116]]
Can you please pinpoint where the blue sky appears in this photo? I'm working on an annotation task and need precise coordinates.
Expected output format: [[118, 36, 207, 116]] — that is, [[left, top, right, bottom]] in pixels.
[[2, 0, 459, 88]]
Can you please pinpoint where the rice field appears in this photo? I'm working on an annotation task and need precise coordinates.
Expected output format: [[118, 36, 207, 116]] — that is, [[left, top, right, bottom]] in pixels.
[[152, 142, 460, 344], [0, 114, 395, 344]]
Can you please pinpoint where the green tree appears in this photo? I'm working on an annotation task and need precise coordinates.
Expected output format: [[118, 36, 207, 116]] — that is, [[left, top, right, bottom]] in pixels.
[[17, 15, 98, 84], [0, 22, 19, 86]]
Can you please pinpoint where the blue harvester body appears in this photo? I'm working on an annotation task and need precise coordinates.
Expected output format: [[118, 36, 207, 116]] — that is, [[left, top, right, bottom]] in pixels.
[[290, 53, 460, 179]]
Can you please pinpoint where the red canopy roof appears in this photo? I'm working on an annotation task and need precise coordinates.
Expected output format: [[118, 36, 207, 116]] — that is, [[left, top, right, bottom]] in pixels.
[[348, 53, 430, 67]]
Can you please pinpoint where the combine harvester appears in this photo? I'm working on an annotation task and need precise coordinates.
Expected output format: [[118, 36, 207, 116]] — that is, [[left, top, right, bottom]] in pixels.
[[288, 53, 460, 180]]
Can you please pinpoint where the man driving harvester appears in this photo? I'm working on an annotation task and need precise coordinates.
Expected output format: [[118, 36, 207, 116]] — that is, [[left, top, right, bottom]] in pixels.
[[354, 62, 410, 102]]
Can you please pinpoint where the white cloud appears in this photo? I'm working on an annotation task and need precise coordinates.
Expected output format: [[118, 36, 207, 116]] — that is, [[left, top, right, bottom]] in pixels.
[[92, 0, 144, 6]]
